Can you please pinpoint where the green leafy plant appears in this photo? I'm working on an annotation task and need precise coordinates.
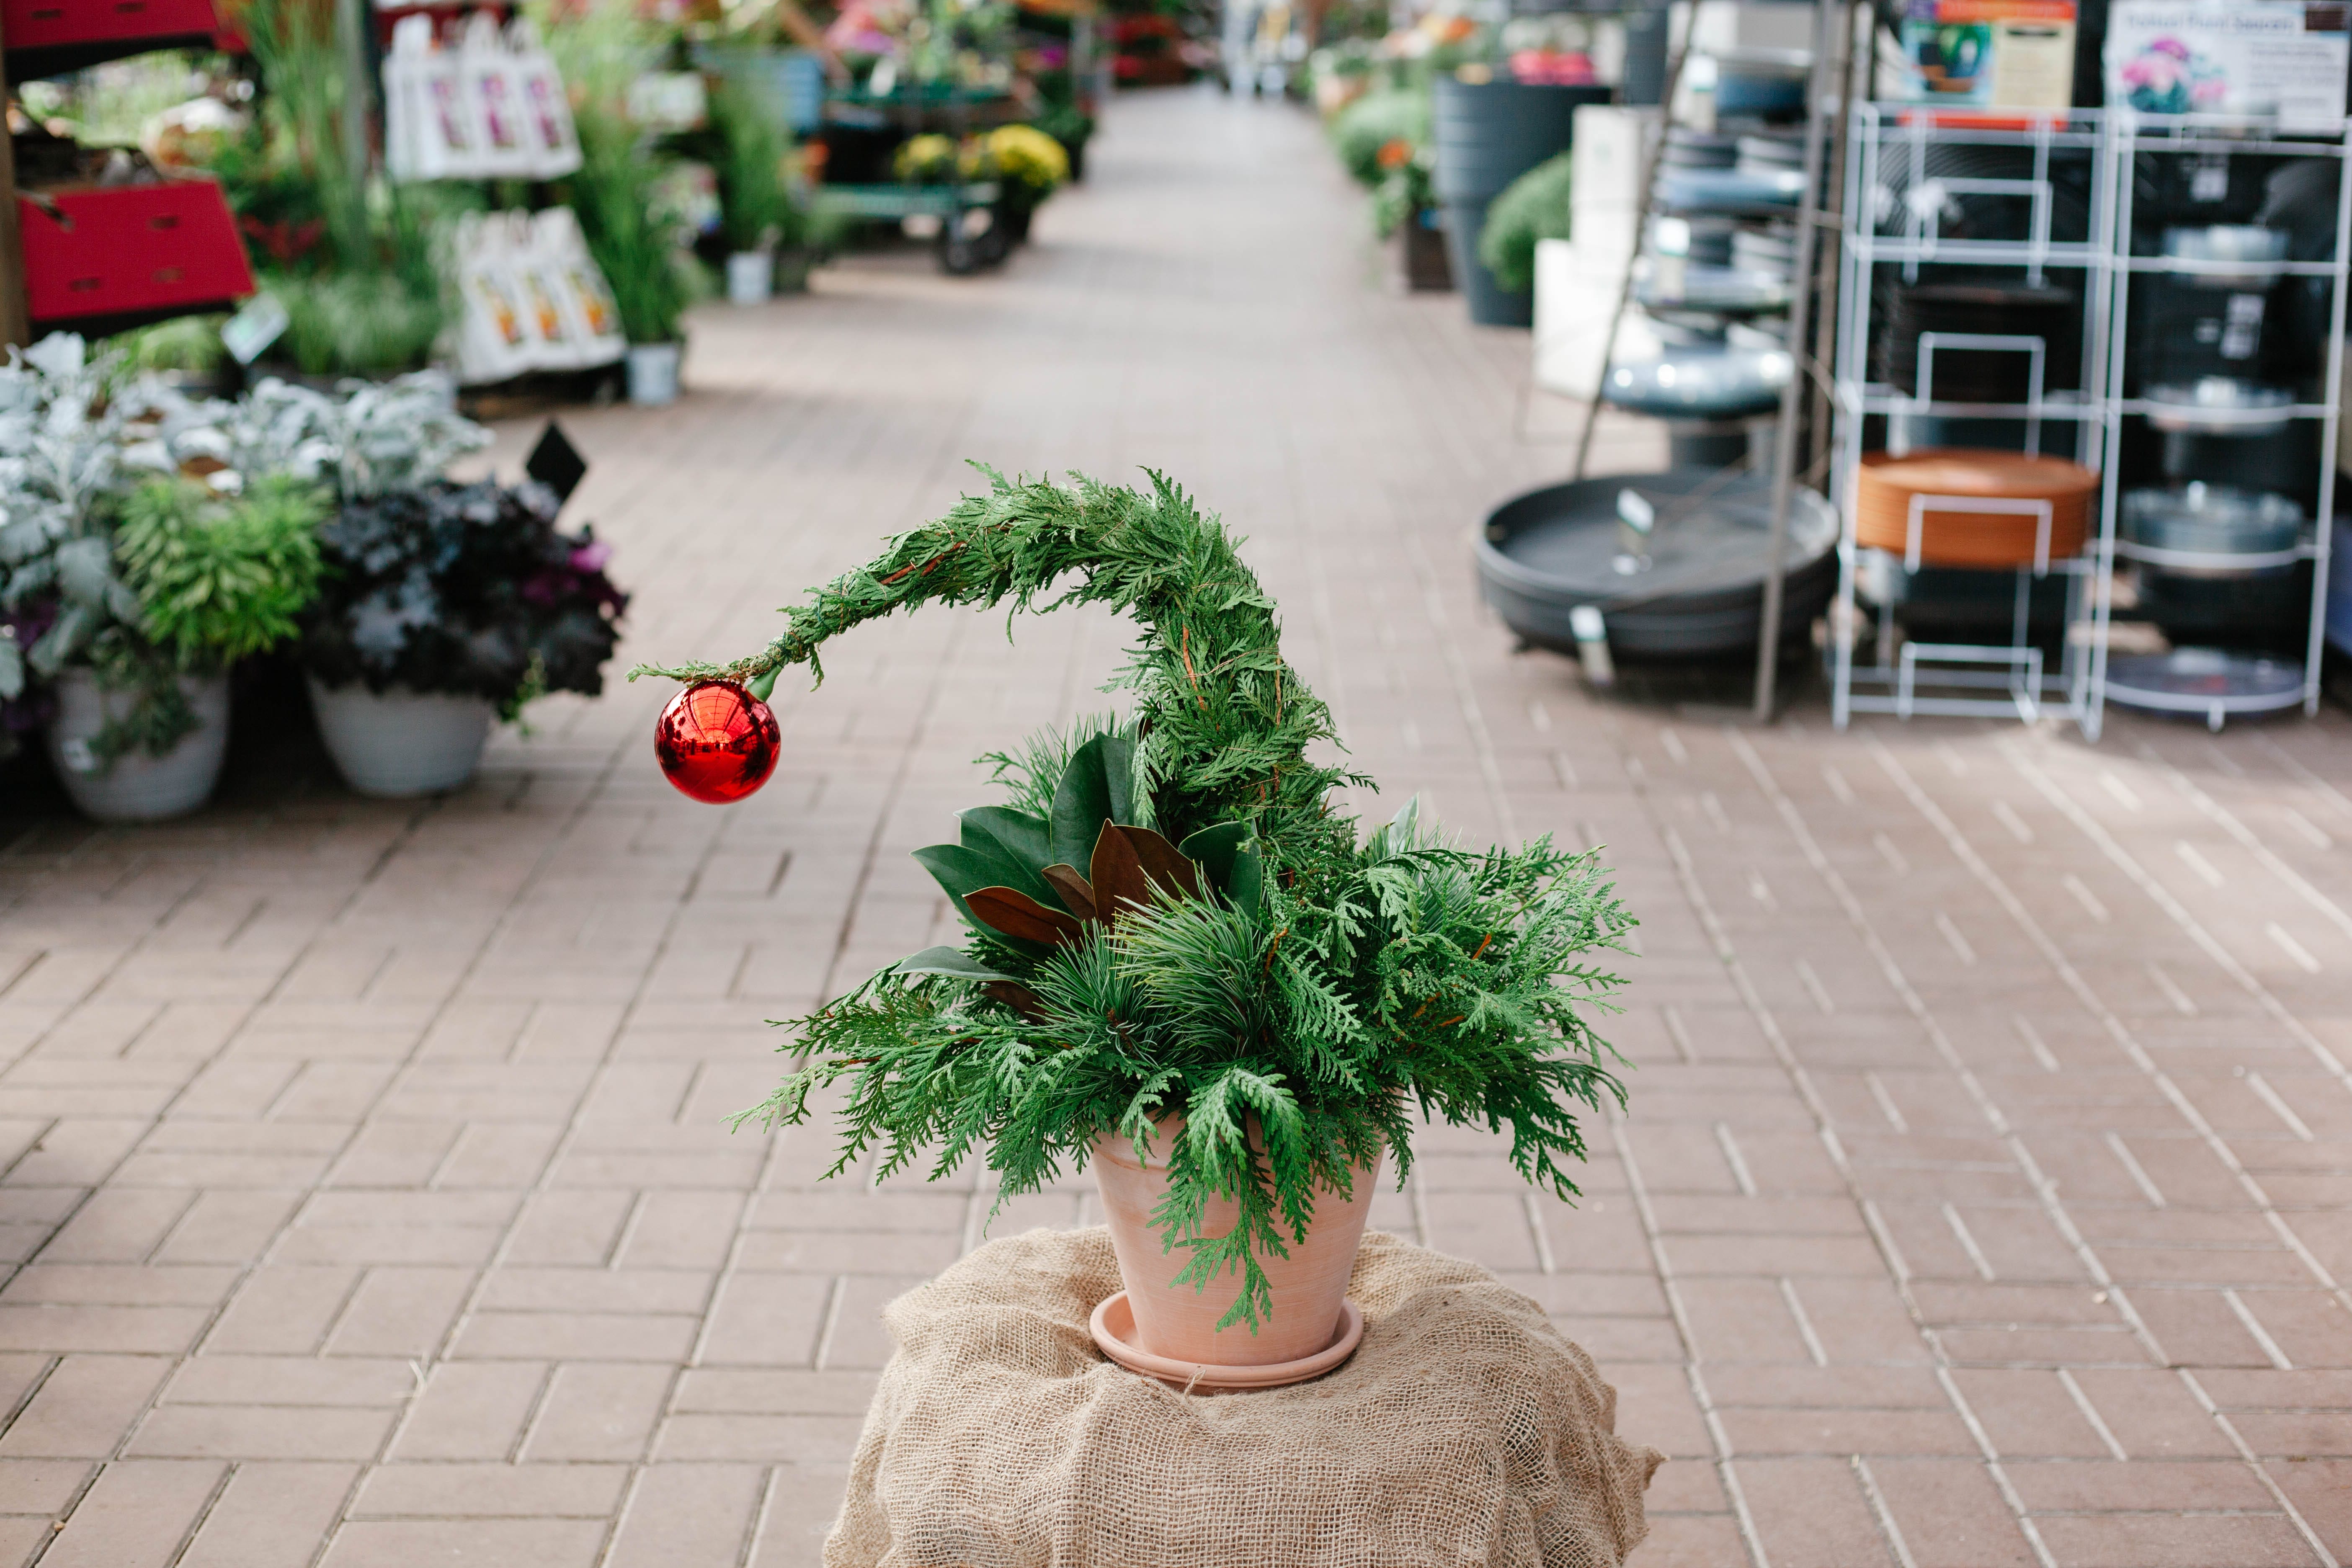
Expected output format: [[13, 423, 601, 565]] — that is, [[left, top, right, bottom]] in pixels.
[[1328, 88, 1429, 188], [1372, 142, 1435, 239], [707, 70, 803, 253], [640, 470, 1633, 1331], [267, 273, 446, 378], [113, 474, 328, 670], [572, 103, 696, 344], [1477, 150, 1573, 294]]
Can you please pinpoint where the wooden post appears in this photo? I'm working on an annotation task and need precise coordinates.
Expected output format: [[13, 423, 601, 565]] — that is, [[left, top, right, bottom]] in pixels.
[[0, 10, 33, 350]]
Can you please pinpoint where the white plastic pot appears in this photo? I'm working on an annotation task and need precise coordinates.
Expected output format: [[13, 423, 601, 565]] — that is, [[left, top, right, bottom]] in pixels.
[[627, 341, 682, 406], [46, 667, 230, 823], [725, 250, 774, 304], [308, 679, 495, 797]]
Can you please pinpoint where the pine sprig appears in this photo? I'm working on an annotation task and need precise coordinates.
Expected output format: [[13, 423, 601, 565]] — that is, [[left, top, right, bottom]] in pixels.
[[697, 470, 1635, 1332]]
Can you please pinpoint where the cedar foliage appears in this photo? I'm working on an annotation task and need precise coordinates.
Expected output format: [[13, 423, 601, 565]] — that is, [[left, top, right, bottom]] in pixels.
[[637, 468, 1634, 1329]]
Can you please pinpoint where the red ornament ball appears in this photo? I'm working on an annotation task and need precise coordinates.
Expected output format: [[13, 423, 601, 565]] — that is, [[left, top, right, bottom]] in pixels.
[[655, 680, 780, 804]]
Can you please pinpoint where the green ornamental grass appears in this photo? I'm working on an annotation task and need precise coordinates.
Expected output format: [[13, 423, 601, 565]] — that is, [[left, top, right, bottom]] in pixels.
[[640, 469, 1635, 1331]]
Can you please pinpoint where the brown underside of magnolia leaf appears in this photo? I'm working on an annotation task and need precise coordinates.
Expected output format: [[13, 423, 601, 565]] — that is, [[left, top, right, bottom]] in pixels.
[[966, 886, 1087, 947], [1088, 823, 1150, 926], [982, 979, 1049, 1019], [1121, 825, 1204, 901], [1039, 864, 1099, 923]]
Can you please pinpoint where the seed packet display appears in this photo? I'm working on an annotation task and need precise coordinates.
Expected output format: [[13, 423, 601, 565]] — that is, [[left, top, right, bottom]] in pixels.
[[451, 211, 536, 384], [384, 13, 474, 181], [535, 208, 627, 369], [456, 12, 534, 178], [508, 17, 581, 178]]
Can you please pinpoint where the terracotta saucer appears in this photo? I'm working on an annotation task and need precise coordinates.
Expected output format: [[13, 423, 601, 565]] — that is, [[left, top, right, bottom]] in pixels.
[[1088, 1292, 1365, 1392]]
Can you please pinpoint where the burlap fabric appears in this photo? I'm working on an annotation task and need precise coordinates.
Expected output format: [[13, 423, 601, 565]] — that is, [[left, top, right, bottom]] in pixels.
[[825, 1226, 1665, 1568]]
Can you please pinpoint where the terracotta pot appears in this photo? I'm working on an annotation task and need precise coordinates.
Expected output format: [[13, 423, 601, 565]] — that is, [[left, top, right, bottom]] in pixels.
[[1092, 1119, 1382, 1367]]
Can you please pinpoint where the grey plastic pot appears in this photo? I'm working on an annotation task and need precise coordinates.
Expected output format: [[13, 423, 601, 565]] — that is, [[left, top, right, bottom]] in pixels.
[[627, 342, 682, 406], [308, 679, 495, 797], [46, 668, 230, 823], [725, 250, 775, 304], [1431, 79, 1608, 328]]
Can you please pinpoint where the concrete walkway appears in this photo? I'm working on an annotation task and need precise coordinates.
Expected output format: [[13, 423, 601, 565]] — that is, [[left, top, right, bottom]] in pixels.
[[5, 86, 2352, 1568]]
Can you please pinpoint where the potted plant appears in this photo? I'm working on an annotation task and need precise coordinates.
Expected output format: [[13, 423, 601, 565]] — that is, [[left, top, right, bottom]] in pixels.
[[984, 124, 1069, 246], [573, 103, 696, 405], [48, 473, 329, 820], [642, 471, 1632, 1378], [210, 0, 452, 381], [1372, 137, 1449, 292], [297, 472, 627, 796], [0, 335, 322, 823], [1475, 148, 1573, 299], [707, 70, 798, 305]]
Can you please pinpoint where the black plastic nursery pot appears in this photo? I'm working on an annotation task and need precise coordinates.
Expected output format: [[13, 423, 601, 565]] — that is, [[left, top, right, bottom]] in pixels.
[[1432, 78, 1610, 328]]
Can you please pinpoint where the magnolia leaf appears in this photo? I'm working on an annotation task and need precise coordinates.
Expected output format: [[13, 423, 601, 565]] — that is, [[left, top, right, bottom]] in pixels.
[[0, 635, 20, 700], [960, 806, 1060, 905], [1088, 822, 1151, 926], [966, 885, 1087, 948], [1040, 864, 1098, 922], [1226, 845, 1264, 916], [910, 845, 1056, 956], [913, 841, 1047, 909], [1179, 821, 1262, 913], [982, 979, 1049, 1019], [1049, 732, 1136, 869], [895, 946, 1018, 982], [1123, 824, 1203, 901]]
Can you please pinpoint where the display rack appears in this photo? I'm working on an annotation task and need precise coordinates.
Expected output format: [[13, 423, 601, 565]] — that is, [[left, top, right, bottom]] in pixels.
[[1827, 104, 2118, 732], [1826, 103, 2351, 738], [2096, 111, 2351, 730], [0, 0, 256, 348]]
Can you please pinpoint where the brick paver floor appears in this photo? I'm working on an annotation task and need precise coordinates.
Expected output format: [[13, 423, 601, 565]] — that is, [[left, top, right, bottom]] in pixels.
[[5, 86, 2352, 1568]]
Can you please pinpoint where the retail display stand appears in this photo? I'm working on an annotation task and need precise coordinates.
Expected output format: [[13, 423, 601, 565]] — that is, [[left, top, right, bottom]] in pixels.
[[2098, 113, 2351, 730], [0, 0, 256, 347], [1826, 103, 2117, 732], [1826, 103, 2351, 738]]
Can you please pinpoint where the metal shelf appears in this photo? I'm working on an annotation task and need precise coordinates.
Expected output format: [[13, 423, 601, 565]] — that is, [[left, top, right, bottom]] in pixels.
[[1826, 104, 2351, 737]]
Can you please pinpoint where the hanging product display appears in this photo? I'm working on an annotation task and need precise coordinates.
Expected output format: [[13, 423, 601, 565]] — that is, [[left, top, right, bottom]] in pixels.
[[385, 13, 582, 183], [1898, 0, 2078, 110], [2106, 0, 2351, 131], [449, 209, 626, 384]]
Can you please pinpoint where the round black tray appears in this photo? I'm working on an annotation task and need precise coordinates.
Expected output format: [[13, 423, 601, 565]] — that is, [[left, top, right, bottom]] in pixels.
[[1476, 469, 1839, 660]]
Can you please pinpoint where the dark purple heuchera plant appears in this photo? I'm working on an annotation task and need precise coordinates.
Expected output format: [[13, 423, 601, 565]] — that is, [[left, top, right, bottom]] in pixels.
[[299, 479, 627, 717]]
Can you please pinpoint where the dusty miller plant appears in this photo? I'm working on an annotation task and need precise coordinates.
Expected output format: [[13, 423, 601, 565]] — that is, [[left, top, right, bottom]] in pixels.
[[638, 469, 1635, 1329]]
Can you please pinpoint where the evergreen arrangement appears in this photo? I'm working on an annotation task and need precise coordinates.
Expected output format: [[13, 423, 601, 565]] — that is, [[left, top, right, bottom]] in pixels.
[[640, 469, 1633, 1329]]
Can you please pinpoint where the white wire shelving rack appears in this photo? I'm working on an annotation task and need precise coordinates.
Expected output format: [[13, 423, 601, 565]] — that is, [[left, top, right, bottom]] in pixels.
[[1827, 103, 2352, 739], [1827, 103, 2119, 733], [2097, 110, 2352, 730]]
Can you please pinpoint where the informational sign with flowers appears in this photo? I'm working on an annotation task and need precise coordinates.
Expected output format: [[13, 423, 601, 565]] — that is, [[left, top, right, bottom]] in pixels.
[[2105, 1, 2351, 130]]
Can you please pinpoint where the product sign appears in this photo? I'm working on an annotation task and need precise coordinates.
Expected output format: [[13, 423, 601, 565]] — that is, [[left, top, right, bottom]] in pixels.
[[1901, 0, 2080, 111], [2105, 1, 2351, 131]]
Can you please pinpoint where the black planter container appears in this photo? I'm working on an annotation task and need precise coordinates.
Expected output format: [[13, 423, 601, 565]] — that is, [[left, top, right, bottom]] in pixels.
[[1432, 78, 1610, 328], [1400, 210, 1452, 292]]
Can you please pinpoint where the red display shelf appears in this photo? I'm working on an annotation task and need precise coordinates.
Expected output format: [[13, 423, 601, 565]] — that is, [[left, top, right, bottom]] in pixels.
[[18, 178, 254, 325], [2, 0, 242, 80]]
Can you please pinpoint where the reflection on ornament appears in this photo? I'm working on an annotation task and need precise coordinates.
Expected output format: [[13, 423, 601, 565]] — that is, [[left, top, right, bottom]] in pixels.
[[655, 679, 780, 803]]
